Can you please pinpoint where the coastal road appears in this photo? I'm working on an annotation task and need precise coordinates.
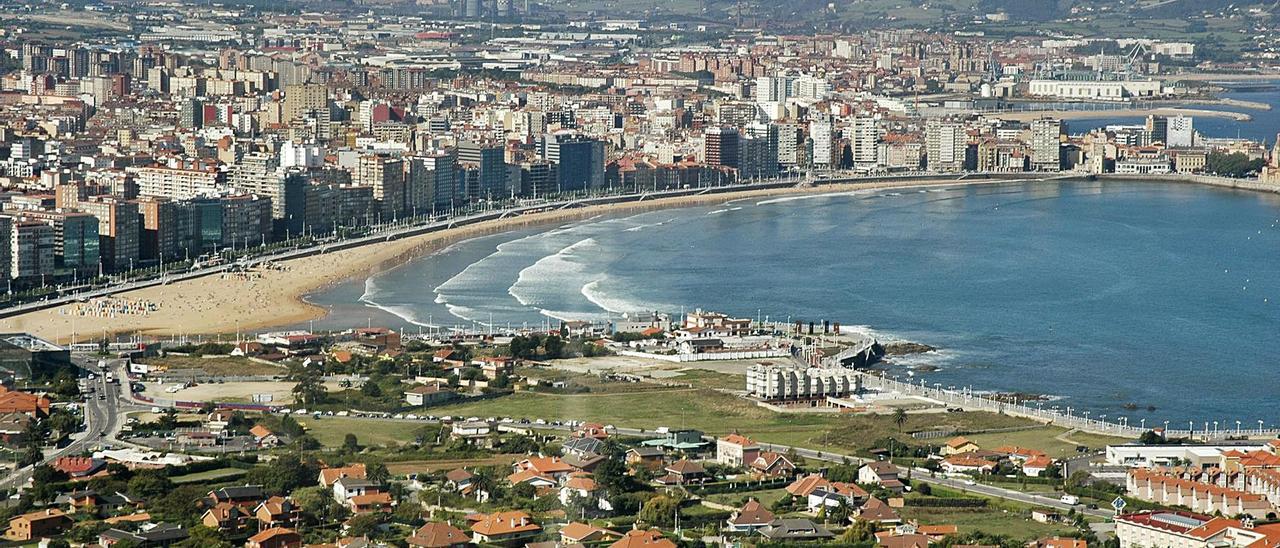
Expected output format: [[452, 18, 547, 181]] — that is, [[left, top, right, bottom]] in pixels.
[[0, 357, 130, 492]]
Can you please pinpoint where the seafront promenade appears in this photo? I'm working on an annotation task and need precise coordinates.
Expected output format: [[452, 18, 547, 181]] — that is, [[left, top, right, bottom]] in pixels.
[[859, 372, 1280, 442], [0, 170, 1055, 323]]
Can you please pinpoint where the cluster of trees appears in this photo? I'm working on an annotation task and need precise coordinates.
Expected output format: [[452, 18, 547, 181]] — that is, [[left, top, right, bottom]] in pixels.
[[507, 334, 567, 360], [1207, 151, 1266, 178]]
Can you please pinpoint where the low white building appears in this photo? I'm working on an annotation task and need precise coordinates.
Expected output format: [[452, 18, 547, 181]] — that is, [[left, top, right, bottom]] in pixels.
[[1105, 444, 1264, 468]]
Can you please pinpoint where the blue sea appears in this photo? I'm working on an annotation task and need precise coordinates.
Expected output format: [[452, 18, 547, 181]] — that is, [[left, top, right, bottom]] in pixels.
[[304, 180, 1280, 425]]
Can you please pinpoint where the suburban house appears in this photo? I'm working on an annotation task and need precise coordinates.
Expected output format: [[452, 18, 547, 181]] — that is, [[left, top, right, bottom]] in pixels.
[[348, 492, 395, 514], [758, 518, 835, 542], [404, 384, 454, 406], [513, 457, 575, 482], [1023, 455, 1055, 477], [558, 475, 612, 511], [254, 496, 300, 529], [469, 511, 541, 544], [859, 461, 905, 493], [201, 502, 250, 533], [726, 499, 776, 533], [407, 522, 470, 548], [575, 422, 610, 440], [207, 486, 266, 508], [98, 522, 189, 546], [610, 528, 677, 548], [559, 522, 621, 544], [625, 447, 665, 471], [563, 436, 606, 459], [444, 469, 476, 496], [249, 425, 281, 447], [856, 498, 903, 525], [749, 451, 796, 478], [473, 356, 514, 379], [716, 433, 760, 467], [807, 483, 870, 514], [941, 455, 997, 475], [655, 459, 708, 485], [332, 477, 384, 503], [507, 469, 558, 491], [319, 464, 367, 488], [450, 420, 493, 445], [994, 445, 1048, 463], [245, 526, 302, 548], [942, 436, 980, 455], [4, 509, 72, 541]]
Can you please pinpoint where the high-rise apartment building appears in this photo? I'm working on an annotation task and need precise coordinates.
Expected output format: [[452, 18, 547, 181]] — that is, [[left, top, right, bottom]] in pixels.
[[925, 118, 967, 172], [703, 127, 740, 170], [1030, 118, 1064, 171]]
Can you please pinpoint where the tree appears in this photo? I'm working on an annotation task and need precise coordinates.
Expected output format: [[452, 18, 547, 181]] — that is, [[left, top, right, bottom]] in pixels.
[[544, 335, 565, 358], [343, 433, 361, 453], [175, 526, 234, 548], [366, 462, 390, 484], [127, 470, 174, 499], [360, 380, 384, 398], [1206, 151, 1265, 178], [19, 444, 42, 467], [893, 408, 908, 431], [842, 519, 876, 543], [639, 494, 682, 527], [289, 364, 327, 406], [293, 485, 342, 525], [346, 512, 385, 538]]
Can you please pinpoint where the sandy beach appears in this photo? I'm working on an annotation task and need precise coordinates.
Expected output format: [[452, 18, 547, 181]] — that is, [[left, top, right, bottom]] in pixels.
[[3, 177, 1030, 344]]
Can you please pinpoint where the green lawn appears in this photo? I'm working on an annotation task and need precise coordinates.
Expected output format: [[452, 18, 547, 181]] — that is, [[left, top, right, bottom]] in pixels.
[[897, 507, 1078, 542], [431, 388, 1049, 457], [963, 427, 1131, 458], [299, 417, 428, 447], [170, 468, 248, 484], [705, 488, 790, 508]]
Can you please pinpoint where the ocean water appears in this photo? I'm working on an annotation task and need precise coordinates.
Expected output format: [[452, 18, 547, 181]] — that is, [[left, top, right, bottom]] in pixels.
[[304, 180, 1280, 425]]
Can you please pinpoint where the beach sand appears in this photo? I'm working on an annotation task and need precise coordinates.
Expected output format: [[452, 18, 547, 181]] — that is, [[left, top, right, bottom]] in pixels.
[[5, 178, 1010, 344]]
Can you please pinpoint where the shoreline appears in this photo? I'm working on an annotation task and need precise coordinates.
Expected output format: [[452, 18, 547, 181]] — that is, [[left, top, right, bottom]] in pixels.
[[6, 176, 1026, 344], [8, 172, 1276, 344], [992, 106, 1252, 122]]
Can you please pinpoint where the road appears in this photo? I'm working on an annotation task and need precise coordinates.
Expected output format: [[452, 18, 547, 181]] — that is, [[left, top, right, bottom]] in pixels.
[[0, 357, 132, 492]]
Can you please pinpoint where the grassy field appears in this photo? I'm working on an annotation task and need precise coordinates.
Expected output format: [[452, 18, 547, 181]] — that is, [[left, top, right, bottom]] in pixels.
[[140, 356, 285, 376], [385, 455, 522, 476], [705, 488, 790, 508], [963, 427, 1130, 458], [431, 388, 1059, 457], [897, 506, 1078, 541], [170, 468, 248, 484], [299, 417, 428, 447]]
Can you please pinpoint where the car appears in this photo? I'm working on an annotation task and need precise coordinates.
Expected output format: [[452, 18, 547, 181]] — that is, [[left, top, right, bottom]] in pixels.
[[1087, 504, 1099, 510], [406, 414, 418, 420], [964, 480, 976, 486], [534, 419, 546, 425]]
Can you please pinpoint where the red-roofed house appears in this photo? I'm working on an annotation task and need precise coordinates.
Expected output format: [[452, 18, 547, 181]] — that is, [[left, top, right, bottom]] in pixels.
[[408, 522, 469, 548], [469, 511, 540, 544], [717, 433, 760, 467]]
